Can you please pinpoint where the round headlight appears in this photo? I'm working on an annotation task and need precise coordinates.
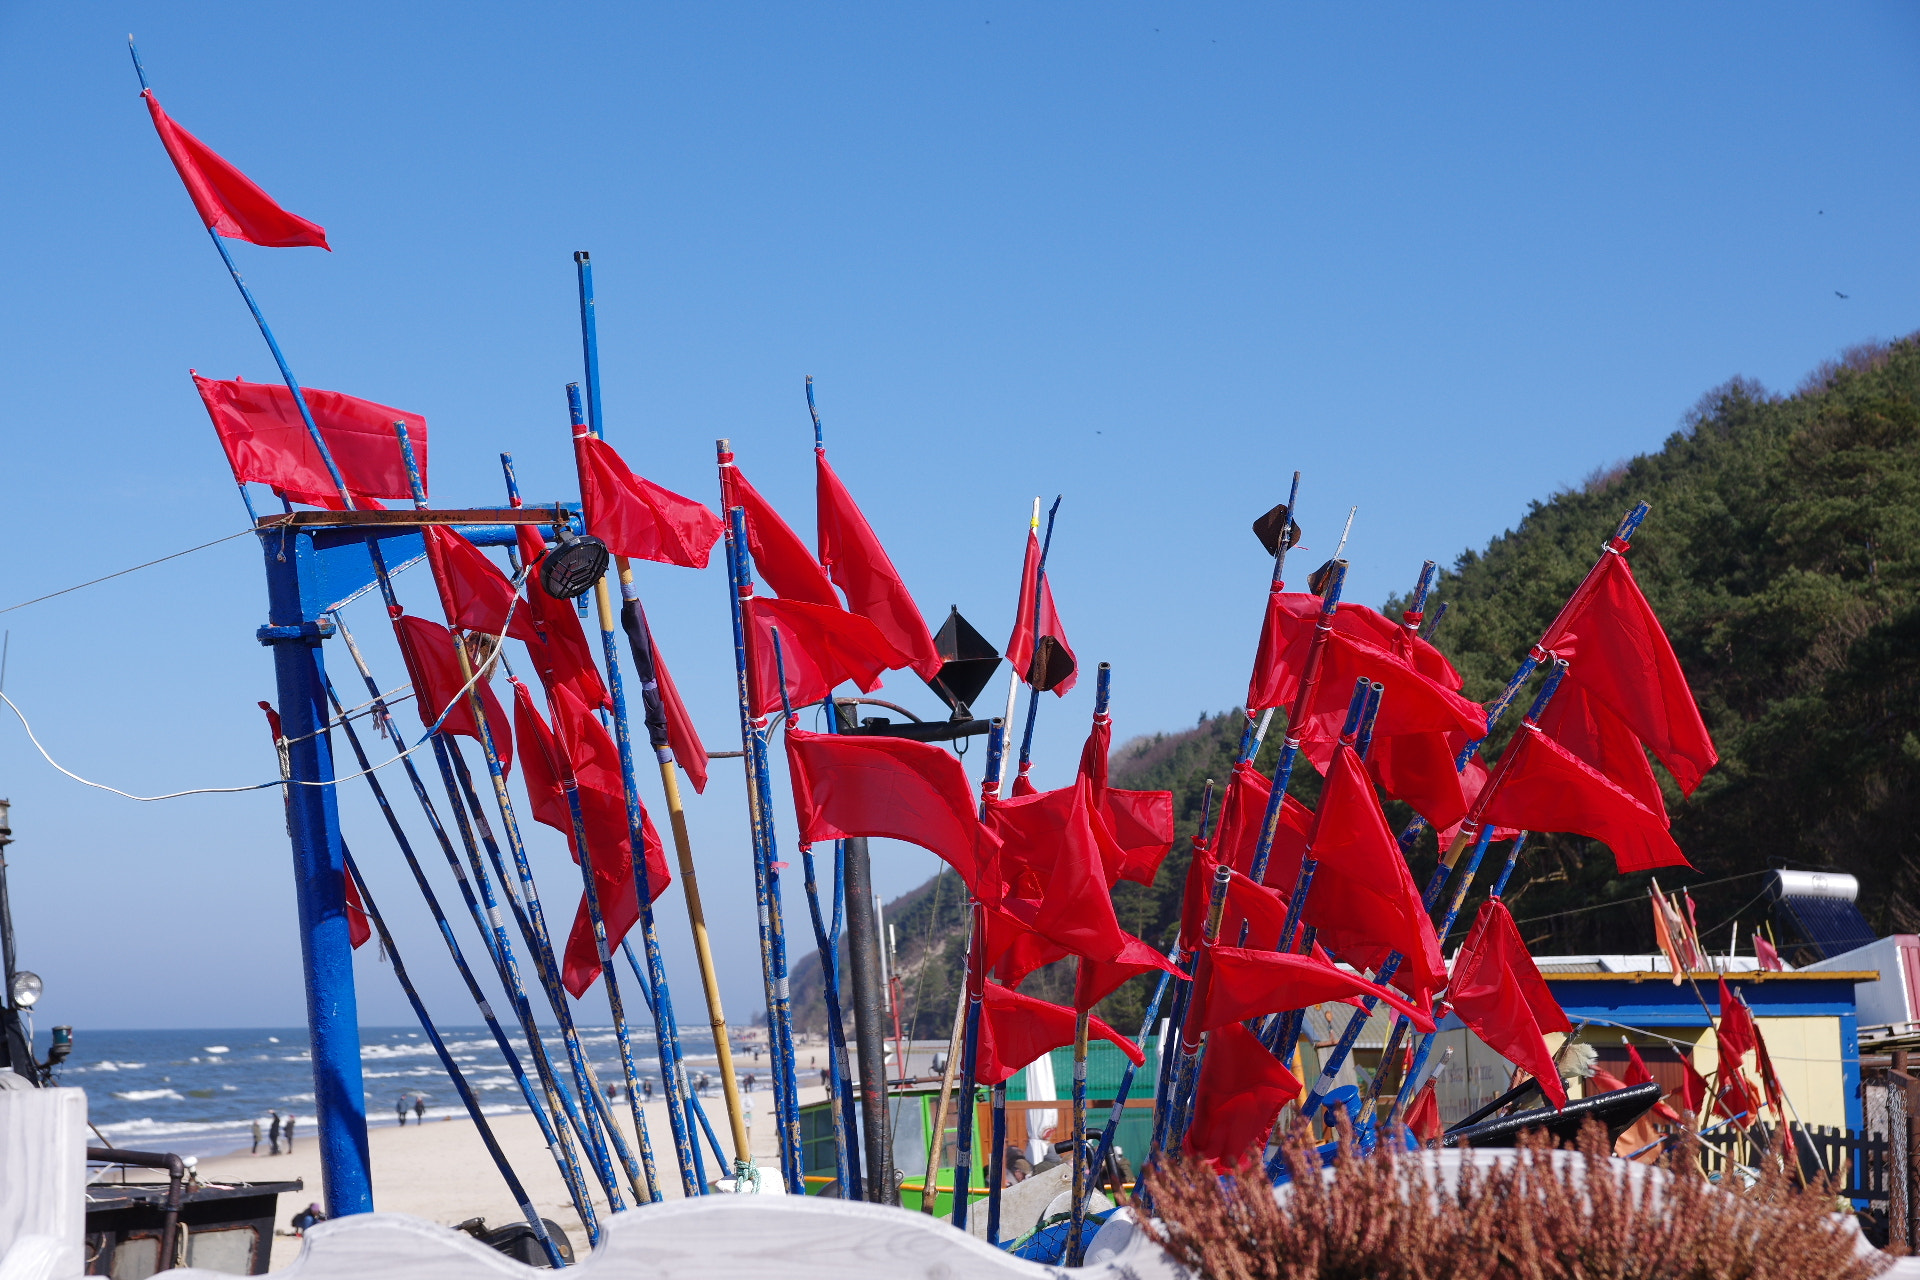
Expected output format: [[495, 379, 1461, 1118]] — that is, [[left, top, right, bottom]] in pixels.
[[11, 970, 43, 1008]]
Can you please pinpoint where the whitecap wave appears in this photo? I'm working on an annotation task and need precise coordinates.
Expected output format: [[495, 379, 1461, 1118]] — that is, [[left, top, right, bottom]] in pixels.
[[110, 1089, 183, 1102]]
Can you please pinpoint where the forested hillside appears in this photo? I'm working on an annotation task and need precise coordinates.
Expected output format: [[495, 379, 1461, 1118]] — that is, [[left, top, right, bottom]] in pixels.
[[793, 334, 1920, 1040]]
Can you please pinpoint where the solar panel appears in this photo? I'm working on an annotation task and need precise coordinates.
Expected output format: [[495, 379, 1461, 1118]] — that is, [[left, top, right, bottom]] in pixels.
[[1775, 894, 1877, 960]]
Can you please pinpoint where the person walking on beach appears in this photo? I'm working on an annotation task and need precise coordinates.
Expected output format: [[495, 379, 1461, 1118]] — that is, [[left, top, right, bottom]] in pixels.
[[396, 1098, 408, 1127], [641, 1078, 651, 1103], [251, 1119, 262, 1154], [414, 1096, 426, 1124], [268, 1111, 281, 1156], [285, 1115, 296, 1150]]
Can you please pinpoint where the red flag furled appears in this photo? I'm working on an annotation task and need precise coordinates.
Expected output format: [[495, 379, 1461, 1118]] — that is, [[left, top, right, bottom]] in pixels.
[[423, 526, 542, 644], [1754, 1024, 1788, 1117], [577, 437, 722, 569], [192, 374, 425, 505], [987, 780, 1177, 972], [520, 684, 672, 998], [1448, 899, 1572, 1109], [785, 728, 1000, 897], [392, 615, 513, 774], [746, 597, 903, 715], [816, 452, 941, 679], [1404, 1080, 1444, 1144], [1190, 947, 1435, 1036], [1679, 1051, 1710, 1117], [1245, 593, 1484, 740], [142, 91, 329, 249], [1184, 1021, 1302, 1172], [721, 459, 840, 606], [343, 869, 371, 949], [650, 638, 709, 795], [1005, 527, 1077, 696], [1480, 724, 1689, 874], [1079, 710, 1177, 887], [975, 983, 1142, 1087], [515, 527, 611, 714], [1536, 667, 1668, 821], [1263, 745, 1447, 1005], [1537, 550, 1717, 794]]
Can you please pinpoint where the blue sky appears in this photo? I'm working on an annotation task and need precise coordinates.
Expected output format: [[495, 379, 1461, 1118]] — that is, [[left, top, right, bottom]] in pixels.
[[0, 2, 1914, 1033]]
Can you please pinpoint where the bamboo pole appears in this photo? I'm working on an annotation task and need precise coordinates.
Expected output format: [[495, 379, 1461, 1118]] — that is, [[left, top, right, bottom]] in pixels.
[[922, 964, 971, 1215]]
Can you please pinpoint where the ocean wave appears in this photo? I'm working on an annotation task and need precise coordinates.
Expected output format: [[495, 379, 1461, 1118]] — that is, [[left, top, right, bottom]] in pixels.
[[96, 1117, 254, 1139], [73, 1062, 146, 1073], [111, 1089, 183, 1102], [280, 1093, 315, 1103], [362, 1068, 441, 1079]]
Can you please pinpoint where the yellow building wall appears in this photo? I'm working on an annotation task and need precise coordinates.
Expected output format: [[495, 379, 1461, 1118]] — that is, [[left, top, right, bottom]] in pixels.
[[1686, 1016, 1848, 1131]]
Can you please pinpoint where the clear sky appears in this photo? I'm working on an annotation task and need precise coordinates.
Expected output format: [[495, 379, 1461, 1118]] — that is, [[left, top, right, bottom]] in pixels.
[[0, 3, 1914, 1033]]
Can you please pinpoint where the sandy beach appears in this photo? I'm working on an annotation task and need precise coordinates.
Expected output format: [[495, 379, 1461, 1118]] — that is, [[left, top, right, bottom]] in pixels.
[[195, 1079, 831, 1268]]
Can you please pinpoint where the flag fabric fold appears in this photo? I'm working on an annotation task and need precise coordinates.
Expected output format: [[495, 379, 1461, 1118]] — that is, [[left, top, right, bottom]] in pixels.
[[816, 452, 941, 678], [1190, 947, 1436, 1036], [746, 596, 904, 714], [193, 373, 425, 504], [392, 614, 513, 775], [1538, 551, 1717, 794], [424, 526, 542, 644], [577, 437, 722, 569], [617, 596, 709, 795], [976, 983, 1142, 1087], [1623, 1044, 1682, 1124], [143, 91, 330, 249], [1447, 899, 1572, 1109], [1480, 724, 1689, 874], [1184, 1021, 1301, 1172], [1079, 711, 1177, 886], [1005, 528, 1077, 696], [785, 728, 999, 897], [1536, 667, 1668, 822]]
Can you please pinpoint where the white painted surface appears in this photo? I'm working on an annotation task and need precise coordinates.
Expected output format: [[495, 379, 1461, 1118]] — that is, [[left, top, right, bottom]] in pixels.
[[0, 1088, 86, 1280]]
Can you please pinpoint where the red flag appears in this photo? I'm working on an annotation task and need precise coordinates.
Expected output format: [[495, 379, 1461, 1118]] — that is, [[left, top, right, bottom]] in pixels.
[[1538, 551, 1716, 794], [392, 615, 513, 775], [1322, 601, 1464, 690], [1755, 934, 1784, 972], [1679, 1051, 1710, 1116], [1075, 936, 1187, 1012], [1190, 947, 1435, 1036], [650, 638, 709, 795], [816, 452, 940, 679], [1179, 840, 1296, 955], [1005, 528, 1077, 696], [1079, 710, 1176, 886], [1536, 667, 1667, 821], [192, 373, 424, 505], [747, 597, 902, 715], [975, 983, 1141, 1087], [515, 529, 611, 714], [1754, 1024, 1787, 1117], [1448, 899, 1572, 1110], [1264, 745, 1447, 1005], [1480, 725, 1689, 874], [986, 780, 1170, 968], [785, 728, 1000, 897], [1624, 1044, 1682, 1123], [980, 906, 1070, 988], [577, 437, 722, 569], [1715, 979, 1757, 1072], [142, 91, 329, 249], [528, 685, 672, 998], [721, 460, 840, 606], [1304, 727, 1472, 834], [423, 526, 542, 644], [343, 869, 371, 949], [1184, 1021, 1301, 1172], [1212, 761, 1312, 877], [1404, 1080, 1443, 1143], [1246, 593, 1484, 739]]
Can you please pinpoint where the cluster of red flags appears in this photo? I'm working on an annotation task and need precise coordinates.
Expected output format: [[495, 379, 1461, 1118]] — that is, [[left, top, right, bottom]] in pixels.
[[1448, 899, 1573, 1109]]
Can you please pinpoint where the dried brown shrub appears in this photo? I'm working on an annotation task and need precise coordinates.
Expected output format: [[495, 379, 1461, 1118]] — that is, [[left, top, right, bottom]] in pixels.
[[1139, 1121, 1888, 1280]]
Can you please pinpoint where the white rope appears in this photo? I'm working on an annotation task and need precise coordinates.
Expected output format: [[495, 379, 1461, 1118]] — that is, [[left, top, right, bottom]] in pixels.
[[0, 586, 526, 802]]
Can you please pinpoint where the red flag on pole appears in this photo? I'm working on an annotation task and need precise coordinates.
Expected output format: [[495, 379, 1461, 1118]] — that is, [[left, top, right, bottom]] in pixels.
[[1679, 1051, 1710, 1117], [1403, 1080, 1444, 1144], [975, 983, 1141, 1087], [1073, 936, 1188, 1012], [343, 869, 371, 949], [1623, 1044, 1682, 1123], [721, 459, 841, 606], [1480, 724, 1689, 874], [423, 526, 542, 644], [1537, 550, 1717, 794], [192, 373, 424, 504], [1079, 710, 1176, 887], [1184, 1021, 1301, 1172], [649, 638, 709, 795], [1536, 667, 1668, 821], [515, 527, 611, 714], [1190, 947, 1435, 1036], [1304, 727, 1473, 834], [1715, 978, 1757, 1072], [142, 91, 330, 249], [746, 597, 903, 714], [785, 728, 1000, 898], [1754, 934, 1784, 972], [577, 437, 722, 569], [392, 615, 513, 775], [1005, 527, 1077, 696], [816, 452, 941, 679], [1447, 899, 1572, 1109]]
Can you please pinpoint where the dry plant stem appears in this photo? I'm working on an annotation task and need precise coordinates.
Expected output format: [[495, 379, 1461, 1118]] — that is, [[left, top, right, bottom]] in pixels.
[[1140, 1119, 1888, 1280]]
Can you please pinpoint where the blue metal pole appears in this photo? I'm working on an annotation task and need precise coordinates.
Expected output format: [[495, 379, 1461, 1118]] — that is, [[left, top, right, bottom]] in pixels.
[[258, 535, 370, 1217]]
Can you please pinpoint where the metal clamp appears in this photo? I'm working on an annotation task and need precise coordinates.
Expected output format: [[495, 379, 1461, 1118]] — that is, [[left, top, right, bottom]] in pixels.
[[256, 619, 336, 646]]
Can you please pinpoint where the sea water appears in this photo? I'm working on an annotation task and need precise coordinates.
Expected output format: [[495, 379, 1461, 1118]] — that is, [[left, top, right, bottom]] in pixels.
[[54, 1025, 715, 1160]]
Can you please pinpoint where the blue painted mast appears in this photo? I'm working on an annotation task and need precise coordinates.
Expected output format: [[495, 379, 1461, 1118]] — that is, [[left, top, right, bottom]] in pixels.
[[949, 720, 1008, 1229]]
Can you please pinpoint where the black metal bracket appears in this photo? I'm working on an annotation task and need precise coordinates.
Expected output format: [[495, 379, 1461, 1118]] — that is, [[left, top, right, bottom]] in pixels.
[[256, 620, 336, 646]]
